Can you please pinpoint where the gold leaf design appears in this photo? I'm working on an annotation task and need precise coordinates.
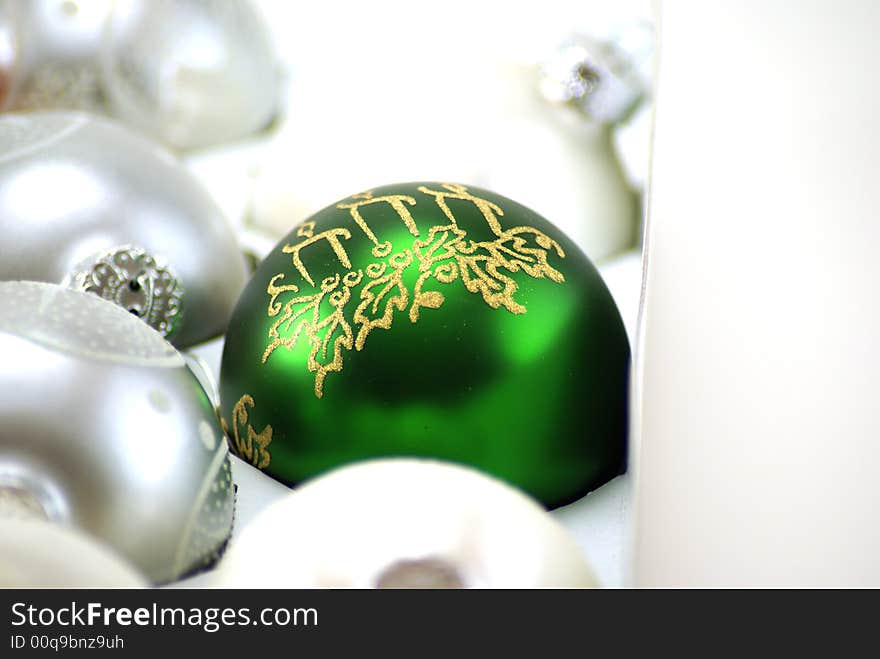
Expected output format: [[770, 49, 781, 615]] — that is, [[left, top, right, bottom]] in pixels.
[[337, 192, 419, 248], [410, 222, 565, 318], [262, 185, 566, 398], [308, 278, 356, 398], [221, 394, 272, 469], [353, 250, 412, 350], [262, 273, 360, 398]]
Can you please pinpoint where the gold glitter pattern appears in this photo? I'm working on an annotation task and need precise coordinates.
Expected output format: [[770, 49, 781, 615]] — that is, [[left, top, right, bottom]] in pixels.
[[221, 394, 273, 469], [262, 184, 566, 398], [337, 190, 420, 257]]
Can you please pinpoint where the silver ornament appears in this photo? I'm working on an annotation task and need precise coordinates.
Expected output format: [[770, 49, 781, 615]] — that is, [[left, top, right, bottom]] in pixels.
[[100, 0, 280, 150], [0, 281, 235, 584], [538, 34, 645, 125], [0, 0, 112, 112], [0, 111, 247, 347]]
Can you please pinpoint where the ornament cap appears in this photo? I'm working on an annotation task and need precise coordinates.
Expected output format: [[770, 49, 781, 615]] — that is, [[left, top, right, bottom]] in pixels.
[[64, 244, 184, 340], [538, 34, 645, 124], [375, 557, 466, 589], [0, 483, 52, 522]]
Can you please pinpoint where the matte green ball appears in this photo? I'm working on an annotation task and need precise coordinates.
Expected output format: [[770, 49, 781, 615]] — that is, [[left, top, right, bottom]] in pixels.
[[219, 182, 629, 508]]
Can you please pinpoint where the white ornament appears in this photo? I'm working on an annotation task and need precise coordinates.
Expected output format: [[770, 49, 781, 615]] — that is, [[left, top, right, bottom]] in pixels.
[[213, 459, 598, 588], [0, 0, 280, 150], [100, 0, 280, 150]]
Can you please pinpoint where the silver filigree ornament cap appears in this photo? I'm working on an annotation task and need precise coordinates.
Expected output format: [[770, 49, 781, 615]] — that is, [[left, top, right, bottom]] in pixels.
[[538, 34, 646, 125], [64, 244, 184, 341]]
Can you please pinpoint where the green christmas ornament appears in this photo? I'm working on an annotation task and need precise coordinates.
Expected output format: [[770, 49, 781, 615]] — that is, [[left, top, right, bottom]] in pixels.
[[219, 182, 629, 508]]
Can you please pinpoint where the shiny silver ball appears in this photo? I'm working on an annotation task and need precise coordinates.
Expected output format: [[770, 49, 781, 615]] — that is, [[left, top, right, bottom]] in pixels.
[[0, 111, 247, 347], [100, 0, 280, 150], [0, 281, 235, 584]]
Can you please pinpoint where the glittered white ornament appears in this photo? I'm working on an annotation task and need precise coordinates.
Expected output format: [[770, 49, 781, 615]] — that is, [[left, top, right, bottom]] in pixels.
[[0, 112, 247, 347], [0, 281, 235, 584], [0, 519, 148, 587], [214, 459, 598, 588], [100, 0, 280, 151]]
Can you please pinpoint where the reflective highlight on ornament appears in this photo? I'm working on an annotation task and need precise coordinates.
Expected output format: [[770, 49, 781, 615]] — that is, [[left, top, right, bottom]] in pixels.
[[65, 244, 184, 340]]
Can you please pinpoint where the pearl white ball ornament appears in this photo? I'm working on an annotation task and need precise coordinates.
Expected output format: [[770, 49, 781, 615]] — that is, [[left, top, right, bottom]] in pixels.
[[214, 459, 598, 588], [0, 0, 280, 150], [100, 0, 280, 150]]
